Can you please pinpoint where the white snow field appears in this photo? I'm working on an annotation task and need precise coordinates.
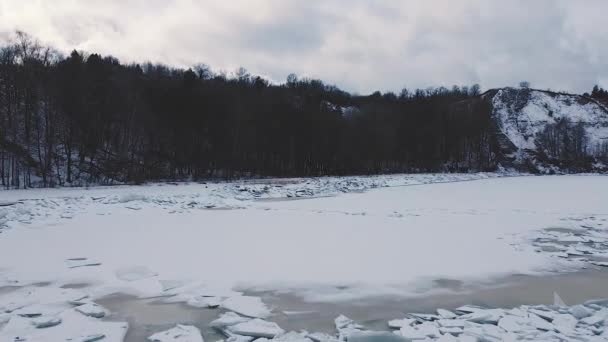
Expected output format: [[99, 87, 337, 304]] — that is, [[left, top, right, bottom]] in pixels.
[[1, 173, 608, 341]]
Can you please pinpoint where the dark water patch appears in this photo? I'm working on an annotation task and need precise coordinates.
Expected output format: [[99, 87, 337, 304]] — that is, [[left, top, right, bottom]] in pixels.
[[0, 285, 20, 296], [97, 269, 608, 341], [98, 294, 225, 342], [250, 269, 608, 333], [350, 332, 407, 342], [432, 278, 464, 291]]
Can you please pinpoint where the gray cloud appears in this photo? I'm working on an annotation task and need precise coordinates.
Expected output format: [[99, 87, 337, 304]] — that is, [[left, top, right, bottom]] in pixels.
[[1, 0, 607, 94]]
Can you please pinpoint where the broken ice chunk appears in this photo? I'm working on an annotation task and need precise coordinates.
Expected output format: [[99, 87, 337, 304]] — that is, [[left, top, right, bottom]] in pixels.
[[307, 332, 341, 342], [551, 314, 578, 334], [210, 312, 251, 328], [75, 303, 108, 319], [68, 294, 91, 306], [438, 327, 463, 335], [335, 315, 355, 330], [454, 305, 485, 314], [529, 308, 557, 321], [436, 333, 459, 342], [31, 315, 62, 328], [225, 335, 254, 342], [334, 315, 365, 341], [553, 292, 566, 307], [222, 296, 271, 318], [187, 296, 221, 308], [527, 313, 554, 331], [437, 319, 466, 328], [497, 316, 526, 333], [415, 322, 441, 338], [407, 313, 439, 322], [387, 318, 416, 329], [397, 325, 427, 340], [461, 309, 503, 324], [436, 309, 457, 319], [82, 334, 106, 342], [569, 304, 593, 319], [227, 318, 285, 338], [273, 331, 314, 342], [148, 324, 204, 342], [581, 308, 608, 326]]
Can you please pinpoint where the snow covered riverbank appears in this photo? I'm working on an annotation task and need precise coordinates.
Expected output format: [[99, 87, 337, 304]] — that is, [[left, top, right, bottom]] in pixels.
[[0, 173, 607, 341]]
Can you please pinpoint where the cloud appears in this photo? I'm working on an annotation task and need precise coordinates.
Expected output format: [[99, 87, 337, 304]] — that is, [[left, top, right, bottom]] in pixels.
[[1, 0, 607, 94]]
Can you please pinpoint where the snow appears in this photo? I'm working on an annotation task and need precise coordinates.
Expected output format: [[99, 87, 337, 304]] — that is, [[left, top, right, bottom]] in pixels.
[[148, 324, 204, 342], [490, 88, 608, 166], [0, 174, 608, 340]]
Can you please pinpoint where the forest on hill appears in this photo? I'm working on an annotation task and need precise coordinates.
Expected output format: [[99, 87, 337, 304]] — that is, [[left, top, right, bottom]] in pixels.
[[0, 32, 605, 188]]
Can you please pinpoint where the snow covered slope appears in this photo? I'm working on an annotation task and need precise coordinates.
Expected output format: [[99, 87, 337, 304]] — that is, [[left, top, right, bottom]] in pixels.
[[485, 88, 608, 171]]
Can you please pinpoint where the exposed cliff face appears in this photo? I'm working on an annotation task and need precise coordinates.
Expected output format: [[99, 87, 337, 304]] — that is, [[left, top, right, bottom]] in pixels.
[[483, 88, 608, 172]]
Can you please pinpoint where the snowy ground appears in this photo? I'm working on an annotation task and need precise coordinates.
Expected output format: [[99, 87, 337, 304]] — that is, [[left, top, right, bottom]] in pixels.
[[1, 173, 607, 341]]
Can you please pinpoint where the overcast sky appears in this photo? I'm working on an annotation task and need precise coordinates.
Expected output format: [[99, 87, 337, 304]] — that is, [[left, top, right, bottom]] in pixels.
[[1, 0, 607, 94]]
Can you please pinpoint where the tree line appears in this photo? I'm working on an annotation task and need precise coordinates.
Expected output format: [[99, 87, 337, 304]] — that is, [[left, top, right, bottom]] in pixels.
[[0, 32, 519, 188]]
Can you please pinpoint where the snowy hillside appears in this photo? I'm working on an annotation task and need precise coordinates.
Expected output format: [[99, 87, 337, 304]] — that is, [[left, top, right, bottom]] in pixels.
[[486, 88, 608, 171]]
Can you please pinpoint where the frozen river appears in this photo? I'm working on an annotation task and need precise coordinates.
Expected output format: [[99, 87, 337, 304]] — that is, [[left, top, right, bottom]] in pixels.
[[1, 174, 607, 341]]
